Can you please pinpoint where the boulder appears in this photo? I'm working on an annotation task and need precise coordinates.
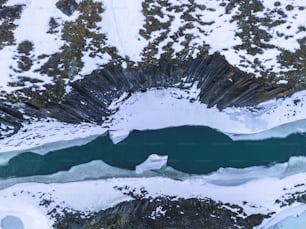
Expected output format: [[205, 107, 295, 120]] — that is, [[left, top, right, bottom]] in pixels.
[[56, 0, 78, 16]]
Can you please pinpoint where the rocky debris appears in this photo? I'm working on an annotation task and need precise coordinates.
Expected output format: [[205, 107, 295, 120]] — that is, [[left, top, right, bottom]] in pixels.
[[14, 40, 34, 73], [0, 101, 24, 139], [0, 99, 46, 139], [275, 187, 306, 208], [54, 196, 269, 229], [0, 4, 22, 19], [56, 0, 78, 16]]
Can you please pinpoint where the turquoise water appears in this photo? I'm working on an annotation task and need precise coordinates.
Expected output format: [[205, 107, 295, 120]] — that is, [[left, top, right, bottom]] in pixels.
[[1, 126, 306, 178]]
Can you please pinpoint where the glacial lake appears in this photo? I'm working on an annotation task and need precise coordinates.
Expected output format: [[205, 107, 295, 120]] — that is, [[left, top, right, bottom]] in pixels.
[[1, 126, 306, 177]]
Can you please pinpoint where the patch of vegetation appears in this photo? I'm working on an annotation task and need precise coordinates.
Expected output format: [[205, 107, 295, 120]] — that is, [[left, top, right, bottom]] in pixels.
[[25, 0, 108, 105], [231, 1, 274, 72], [0, 0, 8, 6], [0, 5, 23, 49], [277, 37, 306, 90], [0, 21, 16, 48], [139, 0, 210, 65], [20, 0, 134, 106], [13, 40, 34, 72], [47, 17, 60, 34]]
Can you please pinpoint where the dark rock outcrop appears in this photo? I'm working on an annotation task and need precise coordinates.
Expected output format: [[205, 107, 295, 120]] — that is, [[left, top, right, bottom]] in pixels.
[[56, 0, 78, 16], [44, 53, 291, 123], [54, 197, 269, 229], [0, 53, 293, 137], [0, 5, 23, 20], [0, 102, 24, 139], [0, 100, 46, 139]]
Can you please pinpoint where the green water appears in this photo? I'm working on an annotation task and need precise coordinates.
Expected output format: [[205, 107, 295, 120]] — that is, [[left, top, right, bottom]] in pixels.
[[1, 126, 306, 178]]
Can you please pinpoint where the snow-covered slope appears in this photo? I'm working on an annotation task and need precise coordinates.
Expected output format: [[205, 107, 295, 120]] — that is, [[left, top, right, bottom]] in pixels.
[[0, 0, 305, 96]]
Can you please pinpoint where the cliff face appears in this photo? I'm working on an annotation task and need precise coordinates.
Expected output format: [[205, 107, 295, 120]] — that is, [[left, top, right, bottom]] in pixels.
[[0, 53, 293, 139], [46, 53, 292, 122], [0, 0, 305, 101], [0, 0, 305, 138]]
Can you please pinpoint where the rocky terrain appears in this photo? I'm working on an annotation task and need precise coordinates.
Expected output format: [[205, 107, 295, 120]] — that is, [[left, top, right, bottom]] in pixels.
[[1, 0, 305, 139], [0, 0, 305, 228], [54, 196, 268, 229]]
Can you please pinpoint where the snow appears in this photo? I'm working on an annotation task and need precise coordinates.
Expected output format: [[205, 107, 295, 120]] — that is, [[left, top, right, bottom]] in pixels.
[[261, 206, 306, 229], [268, 210, 306, 229], [0, 119, 106, 164], [101, 0, 146, 62], [107, 86, 247, 143], [1, 216, 24, 229], [78, 51, 111, 76], [0, 0, 305, 92], [2, 86, 306, 163], [258, 0, 306, 52], [277, 80, 289, 85], [10, 0, 67, 56], [192, 0, 241, 54], [1, 170, 306, 228], [107, 86, 306, 144], [0, 0, 78, 92], [135, 154, 168, 174], [98, 0, 305, 75], [149, 206, 167, 219], [0, 194, 51, 229], [0, 46, 19, 93], [206, 0, 305, 75]]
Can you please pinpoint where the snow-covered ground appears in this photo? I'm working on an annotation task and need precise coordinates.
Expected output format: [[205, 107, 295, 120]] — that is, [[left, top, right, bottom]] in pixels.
[[0, 119, 106, 164], [101, 0, 146, 62], [0, 0, 305, 93], [0, 0, 78, 93], [1, 157, 306, 228]]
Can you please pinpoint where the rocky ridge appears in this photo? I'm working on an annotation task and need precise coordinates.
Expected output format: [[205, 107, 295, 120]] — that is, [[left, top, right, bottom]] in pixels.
[[0, 0, 305, 100], [54, 196, 269, 229], [0, 0, 305, 138], [0, 53, 292, 139]]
